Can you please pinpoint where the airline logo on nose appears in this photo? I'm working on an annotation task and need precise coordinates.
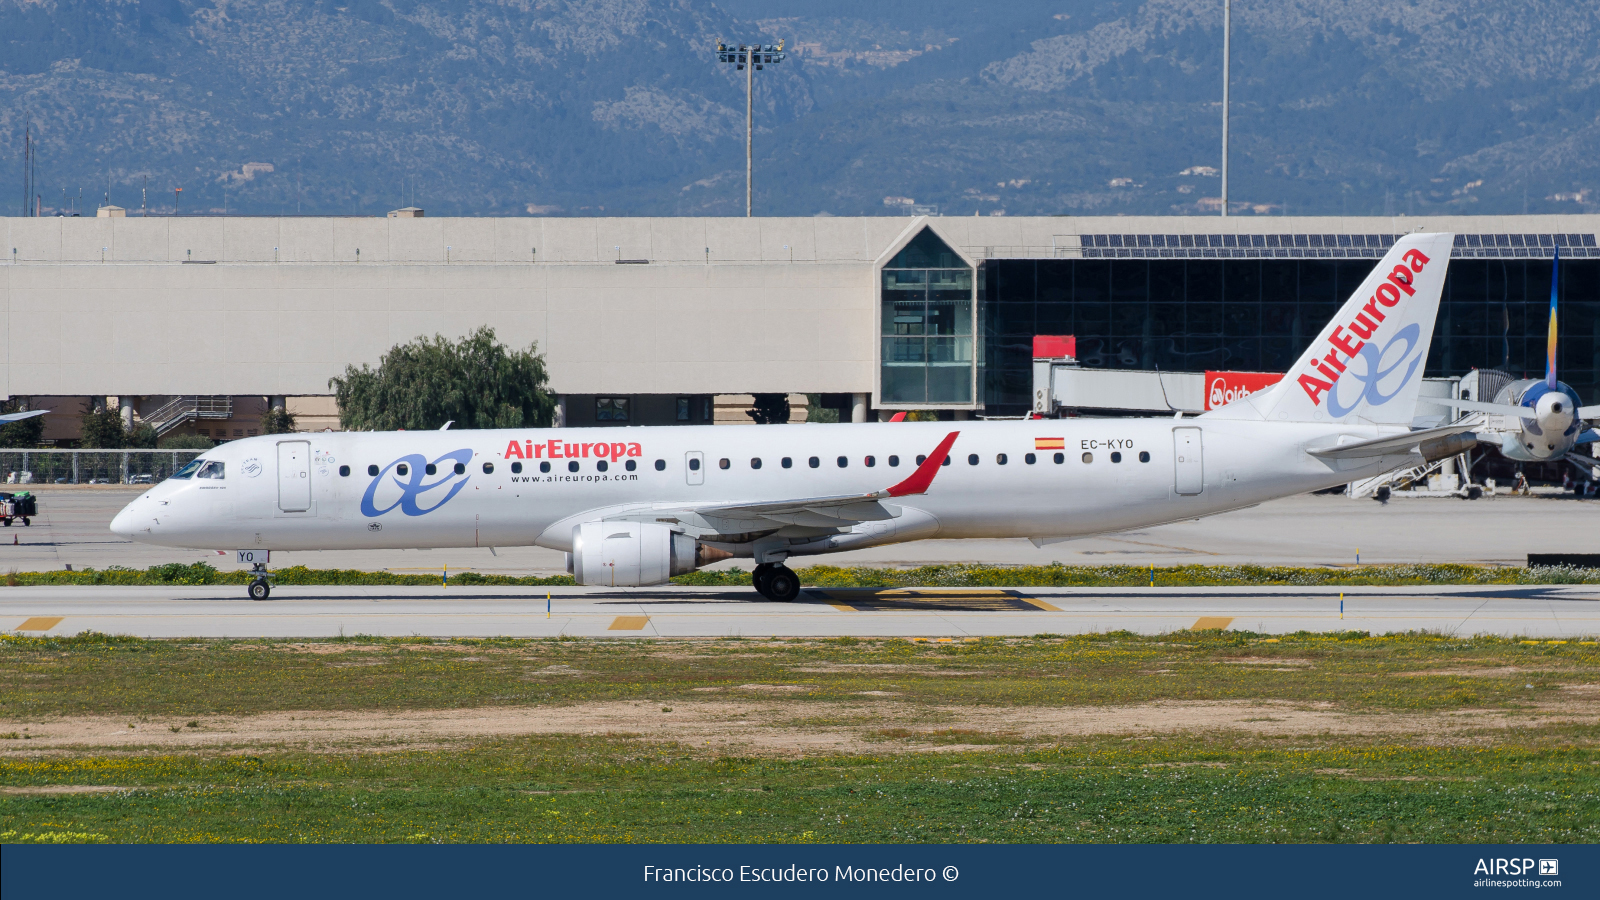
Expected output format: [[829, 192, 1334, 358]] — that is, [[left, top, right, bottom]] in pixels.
[[361, 449, 473, 517]]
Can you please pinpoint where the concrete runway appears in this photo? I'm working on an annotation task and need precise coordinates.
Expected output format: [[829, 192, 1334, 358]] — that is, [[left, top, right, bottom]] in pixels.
[[4, 583, 1597, 639]]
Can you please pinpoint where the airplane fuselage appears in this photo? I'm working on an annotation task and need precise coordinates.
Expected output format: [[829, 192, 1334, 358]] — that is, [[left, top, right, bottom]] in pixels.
[[113, 418, 1413, 558]]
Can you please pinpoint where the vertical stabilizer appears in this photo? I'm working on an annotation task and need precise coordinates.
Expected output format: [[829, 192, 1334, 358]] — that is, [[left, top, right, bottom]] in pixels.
[[1207, 232, 1454, 425]]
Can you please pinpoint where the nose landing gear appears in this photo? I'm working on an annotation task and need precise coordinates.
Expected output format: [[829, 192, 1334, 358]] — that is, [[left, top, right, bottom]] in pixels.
[[246, 562, 272, 601]]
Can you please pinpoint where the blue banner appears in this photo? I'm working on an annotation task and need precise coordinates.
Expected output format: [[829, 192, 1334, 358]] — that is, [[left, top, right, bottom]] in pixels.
[[3, 843, 1593, 899]]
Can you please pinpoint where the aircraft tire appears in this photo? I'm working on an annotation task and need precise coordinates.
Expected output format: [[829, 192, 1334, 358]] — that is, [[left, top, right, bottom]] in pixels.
[[248, 579, 271, 601], [766, 566, 801, 603], [752, 563, 775, 598]]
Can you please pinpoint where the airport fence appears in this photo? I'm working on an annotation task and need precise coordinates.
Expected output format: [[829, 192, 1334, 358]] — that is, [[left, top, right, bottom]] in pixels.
[[0, 450, 205, 485]]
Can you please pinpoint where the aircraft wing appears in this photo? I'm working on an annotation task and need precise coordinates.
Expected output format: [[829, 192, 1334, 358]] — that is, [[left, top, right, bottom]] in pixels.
[[1305, 423, 1479, 460], [0, 409, 47, 425], [661, 431, 960, 530], [1580, 405, 1600, 421], [1416, 397, 1534, 419]]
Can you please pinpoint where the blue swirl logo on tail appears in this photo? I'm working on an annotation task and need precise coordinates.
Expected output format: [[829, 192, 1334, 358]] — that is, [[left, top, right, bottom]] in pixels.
[[1325, 324, 1424, 418], [361, 449, 473, 517]]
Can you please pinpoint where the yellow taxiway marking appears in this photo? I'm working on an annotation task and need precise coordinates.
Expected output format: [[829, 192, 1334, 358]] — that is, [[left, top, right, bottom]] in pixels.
[[1191, 616, 1234, 631], [607, 616, 650, 631], [16, 617, 63, 632], [828, 604, 856, 612], [1022, 598, 1063, 612]]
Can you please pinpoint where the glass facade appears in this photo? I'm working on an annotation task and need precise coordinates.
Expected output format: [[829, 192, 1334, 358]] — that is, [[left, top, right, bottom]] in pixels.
[[982, 258, 1600, 416], [880, 229, 976, 405]]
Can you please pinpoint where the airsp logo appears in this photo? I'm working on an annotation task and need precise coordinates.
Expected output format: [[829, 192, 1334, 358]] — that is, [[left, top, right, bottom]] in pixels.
[[240, 458, 263, 478], [361, 449, 473, 517]]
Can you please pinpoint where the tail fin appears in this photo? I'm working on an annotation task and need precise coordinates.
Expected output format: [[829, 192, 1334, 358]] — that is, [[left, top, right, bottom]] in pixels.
[[1212, 232, 1454, 425], [1547, 245, 1559, 390]]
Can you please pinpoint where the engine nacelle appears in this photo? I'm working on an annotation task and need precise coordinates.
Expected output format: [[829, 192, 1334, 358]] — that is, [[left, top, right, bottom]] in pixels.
[[570, 521, 714, 586]]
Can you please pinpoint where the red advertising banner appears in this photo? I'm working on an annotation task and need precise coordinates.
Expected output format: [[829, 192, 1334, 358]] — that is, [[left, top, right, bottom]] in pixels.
[[1032, 335, 1076, 358], [1204, 371, 1283, 410]]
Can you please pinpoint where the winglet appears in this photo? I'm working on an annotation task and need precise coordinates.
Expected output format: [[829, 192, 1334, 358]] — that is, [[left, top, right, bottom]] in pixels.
[[888, 411, 907, 422], [885, 431, 959, 497]]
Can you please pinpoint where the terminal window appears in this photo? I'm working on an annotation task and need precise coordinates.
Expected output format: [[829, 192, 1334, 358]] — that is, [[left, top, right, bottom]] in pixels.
[[596, 397, 629, 422], [880, 227, 975, 405]]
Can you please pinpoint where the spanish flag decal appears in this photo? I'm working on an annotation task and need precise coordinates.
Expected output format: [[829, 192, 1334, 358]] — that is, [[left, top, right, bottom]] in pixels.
[[1034, 437, 1065, 450]]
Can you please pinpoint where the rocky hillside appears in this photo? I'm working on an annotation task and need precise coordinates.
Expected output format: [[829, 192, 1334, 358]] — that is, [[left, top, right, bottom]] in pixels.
[[2, 0, 1596, 217]]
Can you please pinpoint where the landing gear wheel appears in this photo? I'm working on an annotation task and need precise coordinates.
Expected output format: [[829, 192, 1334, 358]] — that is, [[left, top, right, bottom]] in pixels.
[[248, 579, 271, 601], [765, 566, 801, 603], [21, 517, 29, 526], [752, 563, 775, 598]]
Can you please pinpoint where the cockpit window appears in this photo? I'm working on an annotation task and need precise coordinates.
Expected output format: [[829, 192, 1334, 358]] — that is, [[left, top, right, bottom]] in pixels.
[[196, 461, 226, 480], [171, 458, 203, 480]]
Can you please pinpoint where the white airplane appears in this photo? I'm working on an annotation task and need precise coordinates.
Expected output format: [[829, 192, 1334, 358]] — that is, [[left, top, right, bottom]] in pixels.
[[114, 233, 1475, 602], [1421, 246, 1600, 466]]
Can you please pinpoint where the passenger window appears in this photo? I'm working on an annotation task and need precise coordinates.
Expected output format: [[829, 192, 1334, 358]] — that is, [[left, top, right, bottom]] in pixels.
[[781, 457, 792, 469], [397, 463, 410, 476], [197, 460, 225, 479], [339, 465, 350, 477], [171, 458, 202, 480], [916, 455, 926, 465], [719, 458, 730, 470], [690, 458, 701, 471], [941, 457, 950, 466], [864, 456, 875, 467], [626, 460, 637, 471], [654, 459, 665, 471], [425, 463, 437, 475], [967, 454, 979, 466], [511, 462, 523, 474], [751, 458, 762, 469], [1025, 453, 1036, 465], [837, 456, 848, 468], [1139, 451, 1151, 463], [597, 460, 609, 472], [809, 457, 820, 468], [567, 461, 579, 473], [1110, 451, 1122, 463], [453, 462, 466, 475], [996, 453, 1007, 465], [1081, 452, 1093, 464], [1054, 453, 1064, 464], [368, 464, 379, 476], [888, 455, 899, 467], [482, 462, 494, 474], [540, 462, 551, 473]]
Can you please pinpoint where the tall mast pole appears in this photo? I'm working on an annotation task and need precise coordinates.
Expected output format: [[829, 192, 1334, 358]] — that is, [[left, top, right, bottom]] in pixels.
[[1221, 0, 1230, 217], [746, 45, 753, 218]]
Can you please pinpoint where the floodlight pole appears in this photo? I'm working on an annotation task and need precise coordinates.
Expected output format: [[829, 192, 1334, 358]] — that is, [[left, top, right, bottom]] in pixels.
[[746, 55, 754, 217], [1221, 0, 1230, 217]]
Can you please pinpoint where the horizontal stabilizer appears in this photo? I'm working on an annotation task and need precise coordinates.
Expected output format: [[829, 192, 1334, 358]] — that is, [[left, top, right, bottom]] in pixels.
[[1578, 429, 1599, 445], [1417, 397, 1535, 419], [1581, 405, 1600, 421], [1306, 423, 1479, 460]]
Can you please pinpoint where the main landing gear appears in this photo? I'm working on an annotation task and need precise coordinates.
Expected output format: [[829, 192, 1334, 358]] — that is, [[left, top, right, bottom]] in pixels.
[[752, 562, 801, 602], [247, 562, 272, 601]]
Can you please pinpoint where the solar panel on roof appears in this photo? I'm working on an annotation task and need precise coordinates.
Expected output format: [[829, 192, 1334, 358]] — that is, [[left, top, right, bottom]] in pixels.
[[1584, 234, 1597, 247], [1137, 234, 1151, 247], [1466, 234, 1480, 247]]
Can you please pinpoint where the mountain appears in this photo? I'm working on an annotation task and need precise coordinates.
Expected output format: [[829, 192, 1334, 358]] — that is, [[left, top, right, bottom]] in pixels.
[[2, 0, 1597, 218]]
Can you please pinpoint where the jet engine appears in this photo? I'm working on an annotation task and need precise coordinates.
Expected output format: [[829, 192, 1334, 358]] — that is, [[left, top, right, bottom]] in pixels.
[[568, 521, 730, 586]]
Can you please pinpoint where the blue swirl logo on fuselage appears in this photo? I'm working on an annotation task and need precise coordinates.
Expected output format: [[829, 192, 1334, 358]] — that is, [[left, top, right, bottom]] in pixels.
[[361, 449, 473, 517]]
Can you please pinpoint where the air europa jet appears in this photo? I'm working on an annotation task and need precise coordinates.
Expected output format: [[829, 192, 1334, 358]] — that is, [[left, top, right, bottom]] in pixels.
[[114, 234, 1471, 602]]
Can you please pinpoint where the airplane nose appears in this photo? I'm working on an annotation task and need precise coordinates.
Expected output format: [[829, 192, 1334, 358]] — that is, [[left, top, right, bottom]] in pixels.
[[110, 501, 145, 538]]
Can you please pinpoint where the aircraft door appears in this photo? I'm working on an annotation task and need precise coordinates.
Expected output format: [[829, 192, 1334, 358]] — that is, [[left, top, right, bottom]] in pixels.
[[685, 451, 704, 486], [277, 440, 312, 511], [1172, 427, 1203, 495]]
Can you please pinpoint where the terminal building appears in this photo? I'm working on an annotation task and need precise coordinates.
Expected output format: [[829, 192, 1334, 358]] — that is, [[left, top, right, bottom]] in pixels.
[[0, 212, 1594, 442]]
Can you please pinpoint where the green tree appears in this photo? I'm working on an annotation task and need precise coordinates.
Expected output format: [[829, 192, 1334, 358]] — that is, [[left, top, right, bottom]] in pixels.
[[804, 393, 839, 424], [746, 393, 791, 424], [125, 423, 159, 449], [80, 406, 127, 448], [0, 400, 45, 447], [329, 326, 555, 431], [261, 407, 297, 434]]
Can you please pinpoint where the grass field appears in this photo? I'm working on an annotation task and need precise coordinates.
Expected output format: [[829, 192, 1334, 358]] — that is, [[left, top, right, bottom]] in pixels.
[[2, 631, 1597, 844]]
